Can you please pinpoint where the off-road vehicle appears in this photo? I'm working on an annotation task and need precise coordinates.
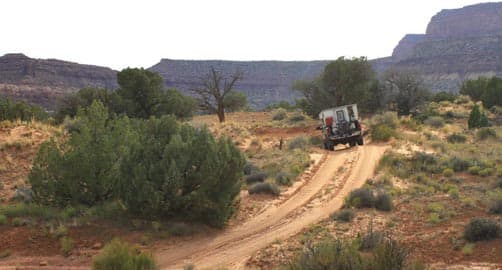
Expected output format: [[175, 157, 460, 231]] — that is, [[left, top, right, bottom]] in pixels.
[[319, 104, 363, 151]]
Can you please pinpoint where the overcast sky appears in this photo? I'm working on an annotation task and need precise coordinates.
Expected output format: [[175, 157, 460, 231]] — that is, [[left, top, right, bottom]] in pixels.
[[0, 0, 487, 70]]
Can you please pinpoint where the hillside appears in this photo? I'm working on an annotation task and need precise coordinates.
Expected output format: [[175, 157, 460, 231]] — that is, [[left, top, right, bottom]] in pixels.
[[374, 2, 502, 92], [149, 59, 328, 109], [0, 53, 117, 109]]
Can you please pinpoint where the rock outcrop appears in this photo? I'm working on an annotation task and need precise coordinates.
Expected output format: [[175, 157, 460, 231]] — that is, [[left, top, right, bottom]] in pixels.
[[0, 53, 117, 109], [375, 2, 502, 92]]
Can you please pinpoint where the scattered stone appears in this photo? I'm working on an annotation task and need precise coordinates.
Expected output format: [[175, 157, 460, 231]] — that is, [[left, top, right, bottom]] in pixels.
[[39, 260, 48, 266]]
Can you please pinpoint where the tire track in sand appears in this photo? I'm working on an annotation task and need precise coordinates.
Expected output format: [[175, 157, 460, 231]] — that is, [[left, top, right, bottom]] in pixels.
[[159, 144, 387, 269]]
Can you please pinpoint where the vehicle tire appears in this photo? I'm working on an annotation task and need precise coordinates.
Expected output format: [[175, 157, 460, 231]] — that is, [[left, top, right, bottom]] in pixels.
[[357, 136, 364, 145], [327, 141, 335, 151], [349, 141, 356, 147]]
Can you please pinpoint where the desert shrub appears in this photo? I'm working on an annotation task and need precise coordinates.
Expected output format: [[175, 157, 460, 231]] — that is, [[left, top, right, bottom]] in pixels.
[[119, 117, 245, 227], [468, 166, 481, 175], [432, 91, 456, 103], [332, 209, 355, 222], [272, 108, 287, 121], [479, 168, 494, 177], [360, 230, 385, 250], [371, 124, 396, 142], [288, 136, 308, 150], [424, 116, 444, 128], [371, 111, 399, 129], [371, 239, 408, 270], [243, 162, 259, 175], [443, 168, 454, 177], [0, 214, 7, 225], [11, 217, 23, 227], [288, 113, 306, 122], [447, 133, 467, 144], [451, 157, 470, 172], [248, 182, 280, 196], [287, 238, 364, 270], [489, 199, 502, 215], [30, 101, 133, 207], [0, 96, 48, 122], [309, 136, 323, 146], [464, 218, 501, 242], [400, 118, 420, 131], [31, 101, 246, 227], [275, 172, 293, 186], [374, 192, 393, 211], [92, 239, 156, 270], [346, 188, 374, 208], [468, 104, 489, 129], [52, 224, 68, 239], [60, 236, 74, 257], [0, 203, 57, 220], [477, 127, 497, 140], [246, 173, 268, 185]]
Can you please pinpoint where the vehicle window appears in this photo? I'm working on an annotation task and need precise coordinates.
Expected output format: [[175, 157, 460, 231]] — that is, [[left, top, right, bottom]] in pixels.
[[336, 110, 345, 121]]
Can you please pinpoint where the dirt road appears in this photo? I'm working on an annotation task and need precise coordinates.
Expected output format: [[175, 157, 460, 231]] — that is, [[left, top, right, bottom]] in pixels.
[[157, 144, 388, 269]]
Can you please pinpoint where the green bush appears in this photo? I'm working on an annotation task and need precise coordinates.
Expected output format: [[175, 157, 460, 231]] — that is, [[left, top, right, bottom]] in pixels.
[[468, 166, 481, 175], [371, 124, 395, 142], [443, 168, 454, 177], [309, 136, 323, 146], [374, 192, 393, 211], [272, 108, 287, 121], [0, 203, 57, 220], [60, 237, 74, 257], [464, 218, 501, 242], [371, 239, 408, 270], [489, 199, 502, 215], [288, 113, 306, 122], [346, 188, 374, 208], [0, 214, 7, 225], [287, 238, 364, 270], [371, 112, 399, 129], [243, 162, 259, 175], [447, 133, 467, 144], [432, 91, 456, 103], [479, 168, 493, 177], [332, 209, 355, 222], [11, 217, 23, 227], [275, 172, 292, 186], [30, 101, 246, 228], [248, 182, 280, 196], [92, 239, 156, 270], [0, 96, 48, 122], [468, 104, 489, 129], [245, 173, 267, 185], [451, 157, 470, 172], [424, 116, 445, 128], [477, 127, 497, 140], [288, 136, 308, 150]]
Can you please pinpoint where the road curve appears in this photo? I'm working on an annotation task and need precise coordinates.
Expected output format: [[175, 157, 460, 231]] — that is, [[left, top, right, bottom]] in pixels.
[[159, 144, 388, 269]]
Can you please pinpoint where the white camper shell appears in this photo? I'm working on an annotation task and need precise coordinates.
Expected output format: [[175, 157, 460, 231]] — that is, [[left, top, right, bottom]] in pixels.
[[318, 104, 363, 151]]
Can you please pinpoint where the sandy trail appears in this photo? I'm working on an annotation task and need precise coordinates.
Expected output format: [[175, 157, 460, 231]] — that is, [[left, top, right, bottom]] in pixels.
[[158, 144, 387, 269]]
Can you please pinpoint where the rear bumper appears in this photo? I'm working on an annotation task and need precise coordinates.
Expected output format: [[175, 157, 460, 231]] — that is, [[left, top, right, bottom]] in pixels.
[[325, 132, 362, 145]]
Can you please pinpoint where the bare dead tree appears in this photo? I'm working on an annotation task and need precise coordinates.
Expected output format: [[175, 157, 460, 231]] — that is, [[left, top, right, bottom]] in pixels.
[[193, 67, 243, 123]]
